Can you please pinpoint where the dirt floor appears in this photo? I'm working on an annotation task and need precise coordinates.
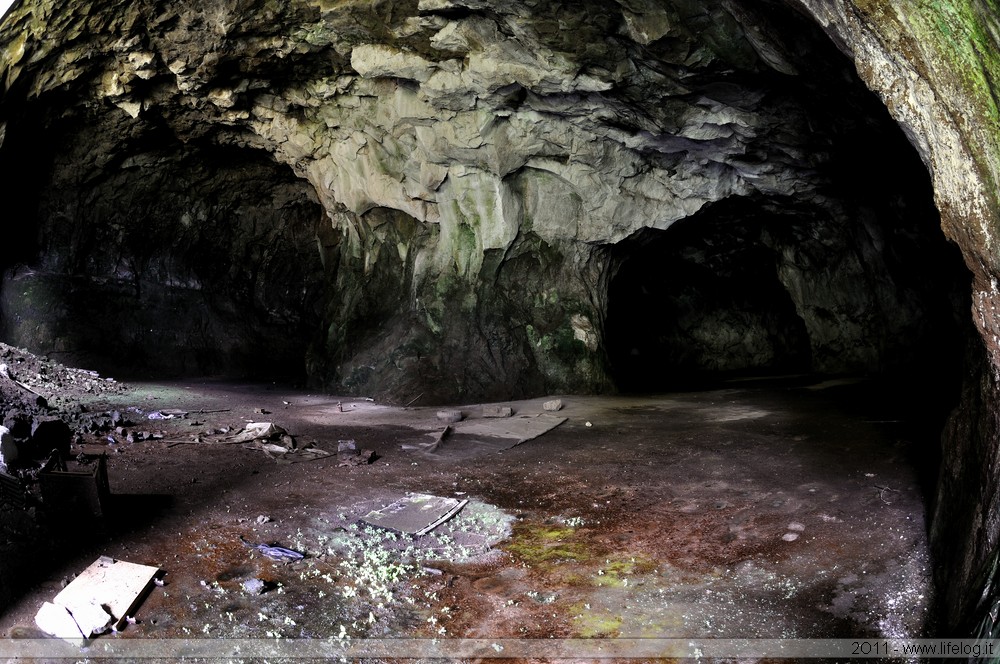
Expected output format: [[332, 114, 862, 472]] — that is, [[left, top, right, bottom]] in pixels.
[[0, 349, 939, 662]]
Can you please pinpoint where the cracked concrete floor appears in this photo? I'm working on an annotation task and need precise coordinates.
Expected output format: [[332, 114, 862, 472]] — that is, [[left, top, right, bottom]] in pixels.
[[0, 376, 937, 660]]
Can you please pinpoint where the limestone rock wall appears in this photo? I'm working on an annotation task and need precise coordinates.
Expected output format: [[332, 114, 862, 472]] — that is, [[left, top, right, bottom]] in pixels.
[[0, 0, 964, 395]]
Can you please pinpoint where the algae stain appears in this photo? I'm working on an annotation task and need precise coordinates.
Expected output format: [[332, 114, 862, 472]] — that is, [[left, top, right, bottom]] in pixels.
[[593, 555, 658, 588], [569, 603, 623, 637], [504, 522, 589, 568]]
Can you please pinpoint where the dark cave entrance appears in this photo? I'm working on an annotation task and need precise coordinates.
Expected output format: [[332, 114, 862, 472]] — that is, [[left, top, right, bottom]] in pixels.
[[605, 190, 971, 396], [603, 53, 973, 509], [604, 184, 972, 399], [604, 3, 973, 413], [605, 202, 813, 392]]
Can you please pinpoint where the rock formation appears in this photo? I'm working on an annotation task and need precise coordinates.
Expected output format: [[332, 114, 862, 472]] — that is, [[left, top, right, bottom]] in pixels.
[[1, 0, 998, 633]]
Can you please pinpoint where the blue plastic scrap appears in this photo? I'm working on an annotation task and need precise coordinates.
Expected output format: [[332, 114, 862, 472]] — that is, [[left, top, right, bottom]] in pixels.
[[240, 536, 305, 561]]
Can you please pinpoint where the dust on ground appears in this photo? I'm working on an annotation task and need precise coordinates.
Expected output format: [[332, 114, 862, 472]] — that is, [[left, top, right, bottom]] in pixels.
[[0, 346, 937, 662]]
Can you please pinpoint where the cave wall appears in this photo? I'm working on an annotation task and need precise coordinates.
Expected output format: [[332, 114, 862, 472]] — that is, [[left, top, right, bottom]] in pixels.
[[0, 105, 328, 378], [0, 0, 965, 394], [0, 0, 998, 632], [787, 0, 1000, 634]]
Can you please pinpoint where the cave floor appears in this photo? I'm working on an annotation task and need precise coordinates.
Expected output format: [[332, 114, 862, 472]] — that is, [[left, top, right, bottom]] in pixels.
[[0, 377, 935, 660]]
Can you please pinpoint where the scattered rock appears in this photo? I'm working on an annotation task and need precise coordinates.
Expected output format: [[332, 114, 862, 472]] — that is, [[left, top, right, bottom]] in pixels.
[[542, 399, 563, 412], [482, 406, 513, 418], [339, 449, 376, 467]]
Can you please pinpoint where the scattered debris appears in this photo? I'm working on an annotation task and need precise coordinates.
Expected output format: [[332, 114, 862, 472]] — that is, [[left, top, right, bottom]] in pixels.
[[256, 515, 272, 525], [875, 485, 899, 505], [543, 399, 563, 412], [361, 493, 468, 536], [482, 405, 513, 418], [0, 362, 48, 406], [337, 439, 376, 466], [424, 426, 451, 453], [34, 556, 161, 643], [436, 409, 463, 423], [147, 409, 189, 420], [229, 422, 286, 444]]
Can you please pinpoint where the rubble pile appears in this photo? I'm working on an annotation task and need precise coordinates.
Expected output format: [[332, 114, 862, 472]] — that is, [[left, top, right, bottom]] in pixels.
[[0, 342, 125, 492], [0, 342, 125, 402]]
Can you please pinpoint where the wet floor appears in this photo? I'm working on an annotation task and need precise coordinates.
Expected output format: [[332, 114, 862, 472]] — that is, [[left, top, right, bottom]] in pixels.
[[0, 377, 937, 661]]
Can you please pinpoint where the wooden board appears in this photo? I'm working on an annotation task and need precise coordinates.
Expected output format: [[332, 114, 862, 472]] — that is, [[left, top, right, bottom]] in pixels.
[[44, 556, 160, 637]]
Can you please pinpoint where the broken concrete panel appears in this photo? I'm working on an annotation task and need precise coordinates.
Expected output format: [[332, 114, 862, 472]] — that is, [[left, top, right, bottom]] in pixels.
[[34, 601, 87, 644], [458, 413, 566, 447], [436, 409, 463, 423], [362, 493, 468, 536], [37, 556, 160, 640]]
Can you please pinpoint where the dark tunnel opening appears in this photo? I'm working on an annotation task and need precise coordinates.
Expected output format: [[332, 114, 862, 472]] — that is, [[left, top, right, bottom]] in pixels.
[[604, 21, 974, 418], [606, 204, 813, 390], [604, 152, 972, 513], [605, 191, 971, 397]]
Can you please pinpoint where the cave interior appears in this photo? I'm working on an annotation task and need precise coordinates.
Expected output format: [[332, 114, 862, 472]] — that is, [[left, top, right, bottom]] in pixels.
[[0, 0, 993, 650]]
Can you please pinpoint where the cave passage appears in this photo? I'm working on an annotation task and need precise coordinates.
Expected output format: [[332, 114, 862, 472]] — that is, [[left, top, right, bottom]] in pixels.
[[605, 190, 970, 398], [605, 93, 970, 414], [606, 204, 813, 391], [2, 0, 996, 640]]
